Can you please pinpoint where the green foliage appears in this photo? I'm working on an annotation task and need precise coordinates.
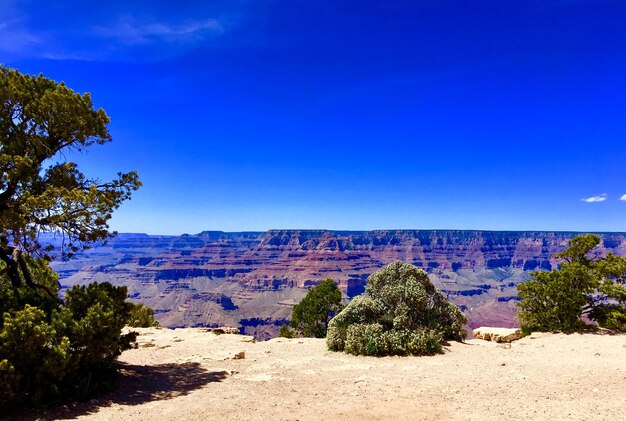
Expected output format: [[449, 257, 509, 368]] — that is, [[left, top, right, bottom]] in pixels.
[[127, 303, 160, 328], [0, 66, 141, 288], [290, 278, 343, 338], [327, 261, 467, 356], [589, 304, 626, 331], [0, 304, 71, 405], [342, 323, 442, 356], [279, 323, 296, 338], [517, 234, 626, 334], [0, 67, 144, 408], [0, 257, 139, 408], [326, 295, 384, 351]]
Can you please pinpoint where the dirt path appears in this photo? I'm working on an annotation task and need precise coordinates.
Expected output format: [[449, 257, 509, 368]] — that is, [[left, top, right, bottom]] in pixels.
[[9, 328, 626, 421]]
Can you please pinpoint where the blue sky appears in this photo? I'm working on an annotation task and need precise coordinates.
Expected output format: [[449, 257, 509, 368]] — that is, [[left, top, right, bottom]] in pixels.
[[2, 0, 626, 234]]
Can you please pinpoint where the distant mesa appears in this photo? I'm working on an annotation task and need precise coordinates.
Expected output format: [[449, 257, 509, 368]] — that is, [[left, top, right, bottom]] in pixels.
[[47, 229, 626, 339]]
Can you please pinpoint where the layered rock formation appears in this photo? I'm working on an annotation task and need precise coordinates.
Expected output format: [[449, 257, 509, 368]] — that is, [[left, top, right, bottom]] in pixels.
[[49, 230, 626, 339]]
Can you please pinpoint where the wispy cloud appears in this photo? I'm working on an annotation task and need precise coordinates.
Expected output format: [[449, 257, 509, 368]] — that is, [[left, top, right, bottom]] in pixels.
[[92, 18, 224, 46], [620, 194, 626, 201], [0, 1, 234, 63], [0, 20, 41, 54], [581, 194, 608, 203]]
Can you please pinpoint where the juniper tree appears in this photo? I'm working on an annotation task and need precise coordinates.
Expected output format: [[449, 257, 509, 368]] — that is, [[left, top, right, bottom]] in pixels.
[[0, 66, 140, 295], [290, 278, 343, 338], [0, 66, 142, 407], [517, 234, 626, 333]]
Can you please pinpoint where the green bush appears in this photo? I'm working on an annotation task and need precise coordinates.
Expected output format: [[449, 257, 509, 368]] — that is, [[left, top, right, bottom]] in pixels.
[[344, 323, 386, 356], [0, 257, 141, 408], [517, 234, 626, 334], [0, 304, 71, 405], [127, 303, 160, 328], [326, 295, 384, 351], [589, 304, 626, 331], [279, 323, 296, 338], [327, 261, 466, 356], [290, 278, 343, 338]]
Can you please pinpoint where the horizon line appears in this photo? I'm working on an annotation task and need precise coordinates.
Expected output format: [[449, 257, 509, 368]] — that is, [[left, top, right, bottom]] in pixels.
[[102, 228, 626, 237]]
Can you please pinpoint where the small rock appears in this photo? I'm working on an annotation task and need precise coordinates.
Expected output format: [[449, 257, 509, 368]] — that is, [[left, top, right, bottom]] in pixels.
[[234, 351, 246, 360]]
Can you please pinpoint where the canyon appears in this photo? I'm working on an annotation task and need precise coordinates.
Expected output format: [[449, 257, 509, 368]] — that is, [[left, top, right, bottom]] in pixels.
[[50, 230, 626, 339]]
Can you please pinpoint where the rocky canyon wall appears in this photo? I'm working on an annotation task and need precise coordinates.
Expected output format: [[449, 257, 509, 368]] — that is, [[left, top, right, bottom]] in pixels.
[[49, 230, 626, 339]]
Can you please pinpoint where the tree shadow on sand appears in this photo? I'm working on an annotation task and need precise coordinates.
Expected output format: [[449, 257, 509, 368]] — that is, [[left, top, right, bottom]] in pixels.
[[6, 362, 228, 420]]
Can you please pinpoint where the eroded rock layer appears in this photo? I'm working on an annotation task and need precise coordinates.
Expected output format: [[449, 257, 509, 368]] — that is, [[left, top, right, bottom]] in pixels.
[[49, 230, 626, 339]]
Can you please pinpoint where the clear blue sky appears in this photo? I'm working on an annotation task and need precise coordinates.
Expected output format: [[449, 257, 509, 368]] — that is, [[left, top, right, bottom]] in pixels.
[[2, 0, 626, 234]]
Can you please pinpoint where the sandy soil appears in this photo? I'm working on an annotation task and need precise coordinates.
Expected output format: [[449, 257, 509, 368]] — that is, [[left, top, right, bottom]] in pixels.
[[7, 328, 626, 421]]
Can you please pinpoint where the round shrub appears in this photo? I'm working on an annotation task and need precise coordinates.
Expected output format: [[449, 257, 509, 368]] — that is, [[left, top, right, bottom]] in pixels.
[[0, 257, 140, 408], [327, 261, 466, 356], [326, 295, 384, 351], [344, 323, 386, 356]]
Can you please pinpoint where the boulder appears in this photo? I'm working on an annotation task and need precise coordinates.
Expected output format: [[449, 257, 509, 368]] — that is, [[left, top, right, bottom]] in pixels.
[[473, 326, 521, 343]]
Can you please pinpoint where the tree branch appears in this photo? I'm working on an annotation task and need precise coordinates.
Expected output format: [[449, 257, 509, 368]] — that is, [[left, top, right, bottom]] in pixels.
[[0, 248, 22, 287], [15, 249, 62, 303]]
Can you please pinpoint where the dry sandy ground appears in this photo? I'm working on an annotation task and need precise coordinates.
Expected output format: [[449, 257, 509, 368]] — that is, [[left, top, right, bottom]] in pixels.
[[7, 328, 626, 421]]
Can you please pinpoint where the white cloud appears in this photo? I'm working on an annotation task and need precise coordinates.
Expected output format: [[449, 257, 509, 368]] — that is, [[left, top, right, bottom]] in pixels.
[[0, 20, 41, 54], [620, 194, 626, 201], [0, 16, 225, 62], [92, 18, 224, 46], [581, 194, 607, 203]]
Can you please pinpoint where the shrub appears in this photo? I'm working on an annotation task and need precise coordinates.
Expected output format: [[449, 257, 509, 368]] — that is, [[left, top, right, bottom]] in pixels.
[[279, 323, 296, 338], [0, 256, 142, 408], [127, 303, 160, 328], [344, 323, 386, 356], [327, 261, 466, 356], [290, 278, 343, 338], [326, 295, 384, 351], [0, 304, 71, 405], [517, 234, 626, 334], [589, 304, 626, 331]]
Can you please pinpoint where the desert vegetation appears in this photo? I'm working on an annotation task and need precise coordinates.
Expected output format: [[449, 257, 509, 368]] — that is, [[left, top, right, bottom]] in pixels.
[[2, 65, 625, 417], [0, 262, 138, 407], [281, 278, 343, 338], [327, 261, 467, 356], [127, 303, 160, 328], [0, 66, 145, 407], [517, 234, 626, 334]]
